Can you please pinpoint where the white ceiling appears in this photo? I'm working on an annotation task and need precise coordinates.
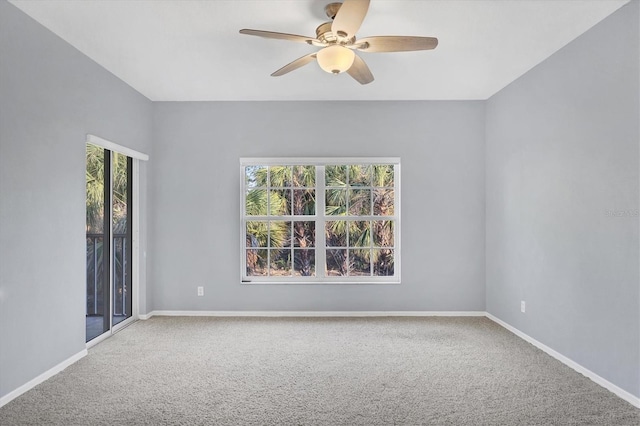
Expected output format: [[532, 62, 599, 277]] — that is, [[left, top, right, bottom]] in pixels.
[[9, 0, 629, 101]]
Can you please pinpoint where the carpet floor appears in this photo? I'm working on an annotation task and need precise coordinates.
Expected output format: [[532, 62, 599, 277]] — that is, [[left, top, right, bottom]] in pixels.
[[1, 316, 638, 425]]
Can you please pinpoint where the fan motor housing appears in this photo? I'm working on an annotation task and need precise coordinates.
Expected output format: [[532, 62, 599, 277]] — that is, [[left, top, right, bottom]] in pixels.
[[315, 22, 335, 42], [315, 21, 355, 45]]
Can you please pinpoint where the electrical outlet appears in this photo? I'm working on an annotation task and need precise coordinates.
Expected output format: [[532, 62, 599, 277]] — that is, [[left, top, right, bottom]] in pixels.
[[197, 286, 204, 297], [521, 300, 526, 313]]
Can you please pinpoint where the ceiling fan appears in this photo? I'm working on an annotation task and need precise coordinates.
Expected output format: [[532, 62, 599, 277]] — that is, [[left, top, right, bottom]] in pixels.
[[239, 0, 438, 85]]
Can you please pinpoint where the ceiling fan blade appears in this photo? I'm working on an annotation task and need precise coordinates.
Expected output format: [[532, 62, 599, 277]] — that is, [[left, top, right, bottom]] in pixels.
[[271, 53, 318, 77], [331, 0, 370, 39], [346, 54, 374, 85], [356, 36, 438, 53], [239, 29, 318, 45]]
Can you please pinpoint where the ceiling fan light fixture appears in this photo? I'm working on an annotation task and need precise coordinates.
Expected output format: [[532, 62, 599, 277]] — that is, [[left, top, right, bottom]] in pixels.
[[240, 0, 437, 84], [316, 45, 355, 74]]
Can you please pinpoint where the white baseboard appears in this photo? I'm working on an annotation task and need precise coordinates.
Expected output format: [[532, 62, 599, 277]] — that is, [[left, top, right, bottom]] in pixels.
[[0, 348, 87, 408], [486, 313, 640, 409], [141, 310, 487, 318]]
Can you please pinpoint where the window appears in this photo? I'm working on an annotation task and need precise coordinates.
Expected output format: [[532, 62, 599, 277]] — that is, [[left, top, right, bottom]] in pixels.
[[241, 158, 400, 283]]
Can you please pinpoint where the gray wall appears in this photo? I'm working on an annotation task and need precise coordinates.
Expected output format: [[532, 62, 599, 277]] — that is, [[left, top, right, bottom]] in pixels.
[[150, 101, 486, 312], [0, 0, 152, 399], [3, 0, 637, 406], [486, 0, 639, 398]]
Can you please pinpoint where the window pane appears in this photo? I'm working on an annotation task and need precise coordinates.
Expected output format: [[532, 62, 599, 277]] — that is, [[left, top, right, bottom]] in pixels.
[[246, 189, 267, 215], [326, 189, 347, 215], [326, 221, 346, 247], [293, 221, 315, 248], [349, 165, 371, 186], [349, 221, 370, 247], [269, 221, 291, 248], [269, 189, 291, 215], [270, 249, 292, 276], [86, 144, 106, 341], [326, 249, 347, 276], [293, 189, 315, 215], [349, 189, 371, 216], [293, 165, 315, 187], [269, 166, 292, 187], [294, 249, 315, 276], [246, 249, 268, 276], [349, 249, 371, 276], [246, 221, 268, 247], [373, 188, 394, 216], [372, 221, 394, 247], [373, 164, 394, 187], [326, 165, 346, 186], [373, 249, 394, 276], [245, 165, 267, 188]]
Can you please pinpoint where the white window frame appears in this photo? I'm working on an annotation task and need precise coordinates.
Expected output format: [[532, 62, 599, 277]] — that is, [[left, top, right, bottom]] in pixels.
[[240, 157, 401, 284]]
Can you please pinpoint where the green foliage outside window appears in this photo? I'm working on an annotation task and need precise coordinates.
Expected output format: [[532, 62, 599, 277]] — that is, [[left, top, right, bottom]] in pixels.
[[245, 163, 396, 279]]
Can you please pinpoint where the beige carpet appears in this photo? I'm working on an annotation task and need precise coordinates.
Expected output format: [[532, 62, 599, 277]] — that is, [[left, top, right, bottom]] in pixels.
[[1, 316, 638, 425]]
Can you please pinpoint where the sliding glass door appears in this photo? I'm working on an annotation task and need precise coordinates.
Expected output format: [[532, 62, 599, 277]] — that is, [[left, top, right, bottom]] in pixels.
[[86, 145, 133, 342], [112, 152, 132, 327]]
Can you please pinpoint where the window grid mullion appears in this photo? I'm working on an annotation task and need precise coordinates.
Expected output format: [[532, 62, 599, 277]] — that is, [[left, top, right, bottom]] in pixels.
[[345, 167, 350, 275], [247, 215, 396, 221], [316, 165, 326, 279], [266, 168, 270, 216], [290, 220, 294, 277]]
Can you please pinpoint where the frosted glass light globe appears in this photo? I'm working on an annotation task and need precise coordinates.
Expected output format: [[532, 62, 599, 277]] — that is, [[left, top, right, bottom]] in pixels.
[[316, 45, 355, 74]]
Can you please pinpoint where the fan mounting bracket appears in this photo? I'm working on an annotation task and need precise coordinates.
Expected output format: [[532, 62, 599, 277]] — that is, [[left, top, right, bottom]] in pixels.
[[324, 2, 342, 20]]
